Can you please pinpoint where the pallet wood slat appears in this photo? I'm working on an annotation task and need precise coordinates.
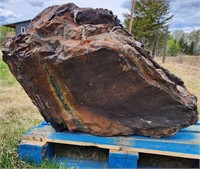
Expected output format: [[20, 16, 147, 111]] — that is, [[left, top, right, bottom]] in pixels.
[[18, 121, 200, 168]]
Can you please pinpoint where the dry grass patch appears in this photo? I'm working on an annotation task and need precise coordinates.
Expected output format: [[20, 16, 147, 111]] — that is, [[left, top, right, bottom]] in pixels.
[[155, 56, 200, 111], [0, 54, 63, 168], [0, 55, 44, 168]]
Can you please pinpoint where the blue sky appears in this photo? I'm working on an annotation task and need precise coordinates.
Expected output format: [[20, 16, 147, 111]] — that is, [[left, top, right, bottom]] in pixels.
[[0, 0, 200, 33]]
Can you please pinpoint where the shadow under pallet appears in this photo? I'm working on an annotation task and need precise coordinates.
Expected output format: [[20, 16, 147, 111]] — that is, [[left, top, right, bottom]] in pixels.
[[18, 121, 200, 168]]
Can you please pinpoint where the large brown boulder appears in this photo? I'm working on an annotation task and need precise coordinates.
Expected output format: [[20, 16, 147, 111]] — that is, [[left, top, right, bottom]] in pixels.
[[2, 3, 198, 138]]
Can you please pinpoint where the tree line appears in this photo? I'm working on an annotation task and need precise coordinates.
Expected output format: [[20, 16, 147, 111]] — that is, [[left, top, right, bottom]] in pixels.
[[168, 30, 200, 56], [124, 0, 200, 57]]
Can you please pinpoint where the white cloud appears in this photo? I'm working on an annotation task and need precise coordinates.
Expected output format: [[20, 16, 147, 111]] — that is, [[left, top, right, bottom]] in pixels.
[[0, 8, 18, 18], [25, 0, 44, 7], [171, 26, 200, 33], [170, 0, 200, 31], [0, 0, 199, 32], [0, 0, 10, 2], [0, 7, 22, 24]]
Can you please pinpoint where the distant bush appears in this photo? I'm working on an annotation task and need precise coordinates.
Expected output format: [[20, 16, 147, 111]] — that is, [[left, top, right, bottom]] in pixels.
[[0, 26, 15, 48], [167, 38, 180, 56]]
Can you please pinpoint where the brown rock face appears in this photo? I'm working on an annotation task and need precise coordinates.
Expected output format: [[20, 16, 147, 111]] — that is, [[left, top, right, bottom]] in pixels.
[[2, 3, 198, 138]]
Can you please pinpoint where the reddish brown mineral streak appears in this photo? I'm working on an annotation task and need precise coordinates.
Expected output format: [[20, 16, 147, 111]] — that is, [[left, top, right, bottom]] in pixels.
[[2, 3, 198, 138]]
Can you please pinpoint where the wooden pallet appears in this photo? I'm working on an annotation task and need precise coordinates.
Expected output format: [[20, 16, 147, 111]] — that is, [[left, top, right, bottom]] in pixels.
[[18, 121, 200, 168]]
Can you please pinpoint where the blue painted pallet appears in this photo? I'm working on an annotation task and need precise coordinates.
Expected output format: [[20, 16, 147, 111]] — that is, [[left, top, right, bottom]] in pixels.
[[18, 121, 200, 168]]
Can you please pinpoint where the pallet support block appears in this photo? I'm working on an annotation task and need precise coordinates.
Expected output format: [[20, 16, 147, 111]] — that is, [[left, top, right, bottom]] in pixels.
[[109, 150, 139, 168], [18, 140, 54, 165]]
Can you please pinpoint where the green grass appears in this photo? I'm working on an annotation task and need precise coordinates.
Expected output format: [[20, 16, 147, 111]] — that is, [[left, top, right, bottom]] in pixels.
[[0, 53, 60, 168], [0, 56, 16, 86]]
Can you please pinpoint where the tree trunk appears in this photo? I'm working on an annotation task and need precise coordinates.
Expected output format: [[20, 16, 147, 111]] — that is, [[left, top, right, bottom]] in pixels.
[[128, 0, 135, 33], [152, 31, 159, 58], [162, 25, 168, 63]]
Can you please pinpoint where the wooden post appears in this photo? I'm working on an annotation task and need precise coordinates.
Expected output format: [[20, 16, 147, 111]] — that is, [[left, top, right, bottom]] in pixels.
[[0, 27, 2, 46], [141, 37, 145, 49], [152, 30, 159, 58], [128, 0, 136, 33], [162, 25, 168, 63]]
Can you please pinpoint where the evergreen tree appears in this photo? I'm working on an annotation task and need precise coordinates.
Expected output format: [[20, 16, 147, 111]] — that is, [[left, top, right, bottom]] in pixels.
[[124, 0, 173, 51], [183, 42, 189, 54], [177, 35, 195, 55], [178, 35, 185, 53], [189, 41, 194, 55]]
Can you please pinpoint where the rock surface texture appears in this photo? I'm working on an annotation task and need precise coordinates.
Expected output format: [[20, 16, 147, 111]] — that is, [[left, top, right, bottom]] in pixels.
[[2, 3, 198, 138]]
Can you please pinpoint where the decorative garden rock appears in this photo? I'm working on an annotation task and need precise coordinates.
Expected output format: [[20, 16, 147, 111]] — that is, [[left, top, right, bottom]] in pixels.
[[2, 3, 198, 138]]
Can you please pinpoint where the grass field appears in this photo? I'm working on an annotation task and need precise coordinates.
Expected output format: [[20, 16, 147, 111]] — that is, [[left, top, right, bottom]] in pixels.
[[0, 53, 59, 168], [155, 56, 200, 111], [0, 52, 199, 168]]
